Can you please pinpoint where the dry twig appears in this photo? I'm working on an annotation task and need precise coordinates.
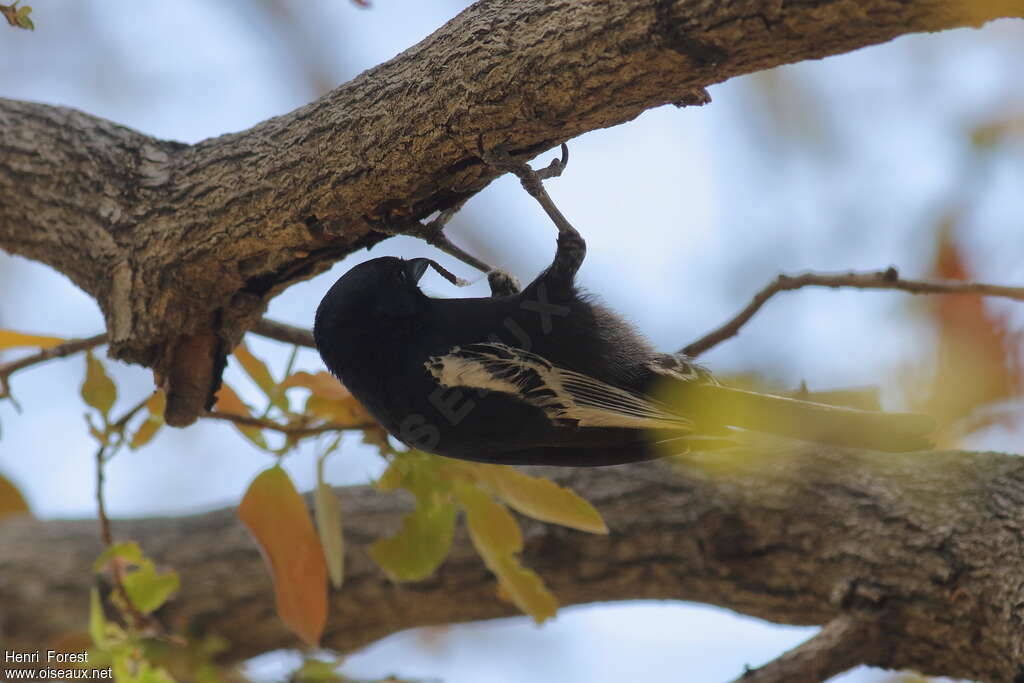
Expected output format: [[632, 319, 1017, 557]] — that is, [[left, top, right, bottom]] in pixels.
[[202, 409, 373, 436], [683, 268, 1024, 358], [94, 393, 163, 633], [0, 333, 108, 401]]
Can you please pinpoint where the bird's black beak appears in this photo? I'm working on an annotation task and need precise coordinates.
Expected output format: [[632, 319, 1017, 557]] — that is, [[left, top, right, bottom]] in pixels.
[[405, 258, 431, 284]]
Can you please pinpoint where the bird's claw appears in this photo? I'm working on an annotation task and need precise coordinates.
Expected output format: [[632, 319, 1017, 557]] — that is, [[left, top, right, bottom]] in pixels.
[[487, 269, 522, 297]]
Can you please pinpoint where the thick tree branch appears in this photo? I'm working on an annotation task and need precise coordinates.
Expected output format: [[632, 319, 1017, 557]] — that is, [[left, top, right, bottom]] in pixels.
[[4, 445, 1024, 681], [2, 0, 1019, 426]]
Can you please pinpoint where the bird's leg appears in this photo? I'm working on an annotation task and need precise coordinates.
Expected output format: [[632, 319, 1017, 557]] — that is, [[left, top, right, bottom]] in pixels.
[[482, 143, 586, 286], [418, 206, 522, 295], [387, 205, 522, 291]]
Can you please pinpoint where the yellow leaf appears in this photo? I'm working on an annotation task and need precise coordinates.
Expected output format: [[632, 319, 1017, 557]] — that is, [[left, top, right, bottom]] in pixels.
[[493, 556, 558, 624], [81, 352, 116, 417], [129, 391, 166, 450], [129, 420, 161, 450], [0, 329, 64, 350], [305, 394, 373, 427], [473, 465, 607, 534], [315, 459, 345, 590], [238, 466, 327, 647], [0, 473, 31, 521], [456, 483, 557, 623], [145, 389, 166, 417], [376, 460, 404, 492], [456, 483, 522, 560], [233, 344, 287, 411]]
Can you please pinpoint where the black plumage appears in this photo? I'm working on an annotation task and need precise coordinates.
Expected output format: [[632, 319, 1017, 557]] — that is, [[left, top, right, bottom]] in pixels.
[[314, 230, 933, 466]]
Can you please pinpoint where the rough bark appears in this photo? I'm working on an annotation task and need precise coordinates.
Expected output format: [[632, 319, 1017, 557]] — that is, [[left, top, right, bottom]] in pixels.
[[2, 0, 1020, 426], [4, 445, 1024, 682]]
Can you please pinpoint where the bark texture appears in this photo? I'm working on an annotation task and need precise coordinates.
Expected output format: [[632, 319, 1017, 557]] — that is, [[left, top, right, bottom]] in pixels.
[[4, 445, 1024, 681], [1, 0, 1019, 425]]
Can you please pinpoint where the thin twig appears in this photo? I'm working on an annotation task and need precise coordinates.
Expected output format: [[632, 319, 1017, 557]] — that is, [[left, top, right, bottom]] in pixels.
[[202, 409, 373, 435], [482, 143, 578, 238], [683, 268, 1024, 358], [95, 392, 156, 545], [735, 615, 876, 683], [411, 207, 497, 274], [0, 333, 107, 400], [251, 318, 316, 348], [95, 442, 114, 546], [95, 393, 162, 633]]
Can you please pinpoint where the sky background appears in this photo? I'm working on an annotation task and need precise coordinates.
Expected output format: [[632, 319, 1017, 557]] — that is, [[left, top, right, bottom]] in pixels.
[[2, 2, 1023, 682]]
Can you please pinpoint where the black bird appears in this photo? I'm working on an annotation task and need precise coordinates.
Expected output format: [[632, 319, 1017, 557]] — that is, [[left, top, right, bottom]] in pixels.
[[314, 230, 933, 466]]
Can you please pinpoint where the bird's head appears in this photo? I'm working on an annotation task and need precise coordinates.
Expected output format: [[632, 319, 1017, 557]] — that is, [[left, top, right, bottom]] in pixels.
[[314, 256, 431, 339]]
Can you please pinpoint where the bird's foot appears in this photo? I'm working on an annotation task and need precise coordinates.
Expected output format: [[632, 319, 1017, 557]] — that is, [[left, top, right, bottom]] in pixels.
[[487, 269, 522, 296]]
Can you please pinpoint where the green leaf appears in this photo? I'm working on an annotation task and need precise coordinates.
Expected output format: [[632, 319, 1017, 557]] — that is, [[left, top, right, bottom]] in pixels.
[[89, 587, 108, 648], [370, 500, 456, 581], [314, 458, 345, 589], [93, 540, 143, 572], [81, 352, 117, 418], [294, 658, 344, 682], [93, 541, 178, 613], [16, 6, 33, 30], [123, 564, 179, 614], [473, 464, 608, 534], [113, 656, 176, 683]]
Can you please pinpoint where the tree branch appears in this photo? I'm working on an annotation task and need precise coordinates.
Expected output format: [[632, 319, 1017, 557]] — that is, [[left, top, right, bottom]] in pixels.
[[0, 333, 107, 402], [2, 0, 1018, 426], [4, 445, 1024, 681], [201, 409, 373, 436], [682, 269, 1024, 357], [735, 616, 878, 683], [251, 318, 316, 349]]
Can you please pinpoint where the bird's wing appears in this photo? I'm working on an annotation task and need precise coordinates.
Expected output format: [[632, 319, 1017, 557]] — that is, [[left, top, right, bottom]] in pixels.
[[425, 342, 692, 431]]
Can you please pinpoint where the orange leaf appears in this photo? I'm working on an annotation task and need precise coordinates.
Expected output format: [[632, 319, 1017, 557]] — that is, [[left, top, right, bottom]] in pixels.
[[0, 329, 65, 350], [214, 383, 250, 415], [238, 467, 327, 646], [214, 383, 267, 449], [918, 225, 1023, 436], [0, 473, 30, 521]]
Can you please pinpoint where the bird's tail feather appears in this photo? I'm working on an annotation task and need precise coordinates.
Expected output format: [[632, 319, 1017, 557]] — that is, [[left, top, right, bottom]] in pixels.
[[684, 384, 935, 452]]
